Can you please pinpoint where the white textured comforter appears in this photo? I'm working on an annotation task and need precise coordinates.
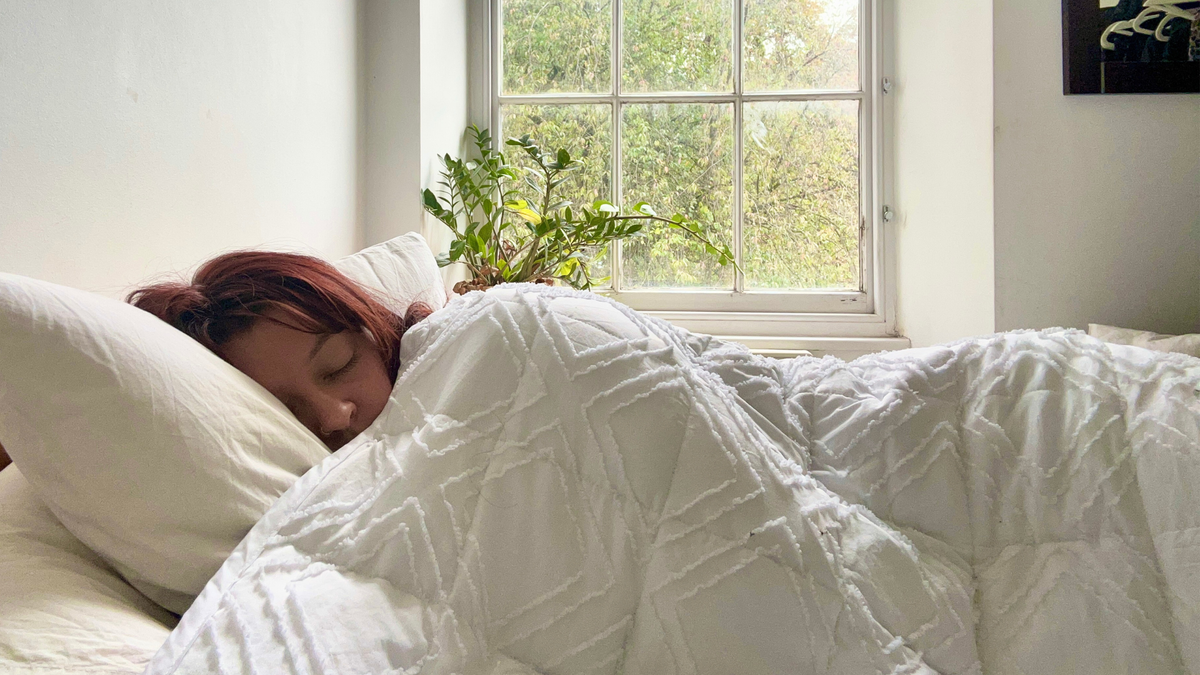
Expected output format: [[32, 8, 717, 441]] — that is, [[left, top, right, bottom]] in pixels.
[[147, 286, 1200, 674]]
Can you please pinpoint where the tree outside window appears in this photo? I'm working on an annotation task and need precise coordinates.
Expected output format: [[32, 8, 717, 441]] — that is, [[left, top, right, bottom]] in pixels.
[[497, 0, 868, 298]]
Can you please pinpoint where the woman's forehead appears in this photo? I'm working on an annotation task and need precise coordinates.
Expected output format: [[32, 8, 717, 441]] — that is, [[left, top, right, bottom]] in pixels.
[[257, 305, 331, 336]]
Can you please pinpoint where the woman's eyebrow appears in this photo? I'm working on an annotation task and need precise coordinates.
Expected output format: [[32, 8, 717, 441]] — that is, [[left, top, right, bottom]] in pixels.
[[308, 333, 333, 361]]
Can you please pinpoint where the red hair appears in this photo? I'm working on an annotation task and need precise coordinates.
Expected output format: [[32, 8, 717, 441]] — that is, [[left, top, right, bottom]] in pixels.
[[127, 251, 431, 381]]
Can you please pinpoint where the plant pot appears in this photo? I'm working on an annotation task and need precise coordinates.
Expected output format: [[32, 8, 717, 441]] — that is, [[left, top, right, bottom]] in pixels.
[[451, 276, 557, 295]]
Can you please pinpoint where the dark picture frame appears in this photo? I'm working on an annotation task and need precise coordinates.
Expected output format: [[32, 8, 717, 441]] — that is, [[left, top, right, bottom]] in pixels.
[[1063, 0, 1200, 94]]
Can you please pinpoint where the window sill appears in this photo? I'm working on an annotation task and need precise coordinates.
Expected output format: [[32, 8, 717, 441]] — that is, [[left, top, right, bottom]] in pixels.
[[646, 309, 896, 336], [643, 309, 909, 359], [726, 335, 911, 360]]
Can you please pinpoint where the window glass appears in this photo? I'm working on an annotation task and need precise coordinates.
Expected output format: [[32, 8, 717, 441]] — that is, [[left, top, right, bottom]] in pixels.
[[497, 0, 868, 296], [743, 0, 860, 92], [622, 0, 733, 93], [502, 0, 612, 94], [621, 103, 735, 288], [743, 100, 860, 289]]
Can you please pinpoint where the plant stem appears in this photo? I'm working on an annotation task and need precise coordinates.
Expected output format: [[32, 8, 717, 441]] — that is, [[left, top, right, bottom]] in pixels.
[[609, 214, 743, 273]]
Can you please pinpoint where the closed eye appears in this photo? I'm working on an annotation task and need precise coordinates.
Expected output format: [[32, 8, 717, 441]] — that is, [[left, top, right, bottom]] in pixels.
[[323, 349, 360, 383]]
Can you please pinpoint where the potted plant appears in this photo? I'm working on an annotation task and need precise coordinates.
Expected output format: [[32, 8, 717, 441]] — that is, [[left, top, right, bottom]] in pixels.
[[422, 126, 737, 294]]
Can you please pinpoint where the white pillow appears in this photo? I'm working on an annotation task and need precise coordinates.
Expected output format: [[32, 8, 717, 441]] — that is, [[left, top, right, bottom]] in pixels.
[[0, 465, 174, 674], [334, 232, 449, 314], [0, 273, 331, 614], [0, 233, 445, 615]]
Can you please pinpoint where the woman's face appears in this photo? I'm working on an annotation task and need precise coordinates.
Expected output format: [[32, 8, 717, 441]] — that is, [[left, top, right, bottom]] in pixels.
[[219, 313, 392, 450]]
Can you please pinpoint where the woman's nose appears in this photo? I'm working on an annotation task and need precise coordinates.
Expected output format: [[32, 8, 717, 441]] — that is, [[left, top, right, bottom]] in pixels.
[[314, 397, 355, 436]]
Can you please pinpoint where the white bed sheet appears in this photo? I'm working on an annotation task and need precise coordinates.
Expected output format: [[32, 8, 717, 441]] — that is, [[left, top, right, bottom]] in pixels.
[[0, 465, 173, 674]]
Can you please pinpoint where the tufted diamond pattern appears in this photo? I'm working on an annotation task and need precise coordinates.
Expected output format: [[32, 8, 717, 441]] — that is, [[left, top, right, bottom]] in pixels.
[[148, 286, 1200, 675]]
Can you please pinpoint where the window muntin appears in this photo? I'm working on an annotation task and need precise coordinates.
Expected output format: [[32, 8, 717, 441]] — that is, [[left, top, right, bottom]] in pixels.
[[493, 0, 876, 314]]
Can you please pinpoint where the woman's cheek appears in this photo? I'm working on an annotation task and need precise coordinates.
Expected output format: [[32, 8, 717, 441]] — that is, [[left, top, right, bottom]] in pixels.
[[356, 362, 393, 428]]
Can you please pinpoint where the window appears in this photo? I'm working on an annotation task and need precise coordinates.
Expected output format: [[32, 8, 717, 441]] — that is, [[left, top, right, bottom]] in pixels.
[[482, 0, 892, 338]]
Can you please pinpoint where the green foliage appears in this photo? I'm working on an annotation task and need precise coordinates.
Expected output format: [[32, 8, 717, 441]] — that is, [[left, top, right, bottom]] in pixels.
[[422, 126, 736, 291], [743, 100, 859, 288], [499, 0, 862, 291], [743, 0, 859, 91], [621, 103, 735, 288], [501, 105, 611, 209], [623, 0, 732, 92], [502, 0, 611, 94]]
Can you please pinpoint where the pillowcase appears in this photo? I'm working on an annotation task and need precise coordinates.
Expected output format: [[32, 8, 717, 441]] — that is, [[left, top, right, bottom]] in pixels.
[[1088, 324, 1200, 358], [0, 272, 331, 614], [335, 232, 449, 314], [0, 465, 174, 674], [0, 233, 446, 615]]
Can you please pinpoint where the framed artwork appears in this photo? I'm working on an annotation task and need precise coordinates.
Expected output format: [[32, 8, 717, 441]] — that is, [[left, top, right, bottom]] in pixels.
[[1063, 0, 1200, 94]]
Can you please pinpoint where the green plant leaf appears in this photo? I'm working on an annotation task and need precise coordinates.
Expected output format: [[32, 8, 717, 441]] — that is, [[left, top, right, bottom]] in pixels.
[[422, 189, 444, 212], [515, 208, 542, 224], [426, 123, 736, 292], [506, 198, 543, 225], [468, 233, 485, 253], [633, 201, 656, 217], [555, 258, 578, 276]]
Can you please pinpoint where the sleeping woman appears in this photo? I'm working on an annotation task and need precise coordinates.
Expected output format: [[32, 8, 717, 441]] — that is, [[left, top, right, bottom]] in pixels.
[[0, 252, 428, 471], [126, 251, 431, 451]]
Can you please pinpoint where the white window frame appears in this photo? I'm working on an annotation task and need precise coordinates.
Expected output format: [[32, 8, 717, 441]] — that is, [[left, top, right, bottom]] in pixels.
[[468, 0, 898, 346]]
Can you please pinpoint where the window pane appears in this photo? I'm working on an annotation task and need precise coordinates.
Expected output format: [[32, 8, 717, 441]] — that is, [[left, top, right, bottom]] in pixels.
[[502, 0, 611, 94], [501, 104, 613, 284], [621, 103, 734, 288], [622, 0, 732, 93], [743, 100, 859, 289], [501, 103, 613, 209], [743, 0, 859, 92]]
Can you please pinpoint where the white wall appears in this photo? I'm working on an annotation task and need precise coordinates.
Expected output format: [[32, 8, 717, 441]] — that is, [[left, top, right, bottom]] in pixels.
[[993, 0, 1200, 335], [362, 0, 421, 248], [892, 0, 996, 347], [0, 0, 361, 297], [361, 0, 468, 256], [418, 0, 469, 260]]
